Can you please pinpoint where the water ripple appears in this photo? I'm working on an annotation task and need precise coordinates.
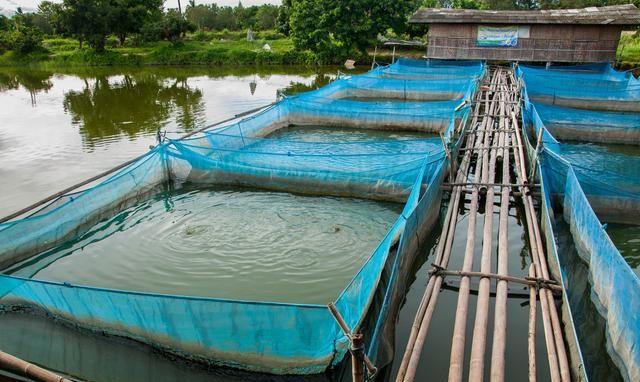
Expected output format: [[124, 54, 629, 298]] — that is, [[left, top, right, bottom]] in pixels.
[[16, 186, 401, 304]]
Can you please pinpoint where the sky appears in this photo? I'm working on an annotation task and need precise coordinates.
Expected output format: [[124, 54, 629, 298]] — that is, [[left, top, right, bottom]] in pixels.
[[0, 0, 280, 16]]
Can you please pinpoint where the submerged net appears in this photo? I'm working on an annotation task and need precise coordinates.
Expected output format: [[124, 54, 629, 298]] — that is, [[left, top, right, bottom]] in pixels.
[[520, 66, 640, 381], [516, 63, 640, 112], [0, 59, 483, 375]]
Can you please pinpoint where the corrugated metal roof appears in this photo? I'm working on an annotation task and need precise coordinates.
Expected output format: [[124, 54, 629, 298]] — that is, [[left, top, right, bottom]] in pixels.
[[410, 4, 640, 25]]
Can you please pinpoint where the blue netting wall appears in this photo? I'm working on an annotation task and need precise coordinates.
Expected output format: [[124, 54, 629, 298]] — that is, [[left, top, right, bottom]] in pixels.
[[166, 131, 446, 203], [523, 88, 640, 220], [534, 103, 640, 145], [516, 63, 640, 112], [0, 59, 482, 375], [562, 169, 640, 382], [0, 149, 167, 269], [373, 58, 485, 80], [520, 82, 640, 382], [308, 69, 480, 101]]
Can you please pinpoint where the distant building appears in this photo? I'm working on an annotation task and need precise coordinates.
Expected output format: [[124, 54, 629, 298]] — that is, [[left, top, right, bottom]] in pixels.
[[409, 4, 640, 63]]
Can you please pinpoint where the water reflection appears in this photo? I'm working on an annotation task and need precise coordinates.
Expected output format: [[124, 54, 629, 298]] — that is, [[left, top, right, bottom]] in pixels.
[[62, 74, 205, 146], [0, 66, 339, 217], [0, 69, 53, 106]]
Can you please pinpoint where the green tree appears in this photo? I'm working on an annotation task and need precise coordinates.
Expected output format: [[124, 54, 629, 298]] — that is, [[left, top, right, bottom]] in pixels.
[[62, 0, 112, 50], [277, 0, 291, 35], [7, 25, 44, 53], [62, 0, 162, 50], [290, 0, 420, 63], [110, 0, 163, 45], [185, 4, 218, 30], [143, 10, 196, 42], [255, 5, 278, 30], [215, 7, 237, 30], [37, 1, 67, 35], [14, 9, 53, 35]]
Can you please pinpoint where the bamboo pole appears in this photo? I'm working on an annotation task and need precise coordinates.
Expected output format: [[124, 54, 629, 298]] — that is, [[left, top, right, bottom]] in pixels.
[[510, 102, 562, 382], [490, 81, 511, 382], [433, 270, 560, 291], [395, 74, 488, 382], [528, 265, 538, 382], [468, 69, 502, 382], [0, 350, 70, 382], [396, 70, 493, 382], [508, 72, 571, 382], [327, 303, 376, 381], [400, 142, 474, 382], [447, 72, 499, 382]]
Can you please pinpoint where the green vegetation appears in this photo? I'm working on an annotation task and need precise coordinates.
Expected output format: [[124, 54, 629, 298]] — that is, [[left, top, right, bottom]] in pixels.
[[617, 32, 640, 70], [0, 0, 638, 67], [0, 32, 315, 67], [287, 0, 421, 63]]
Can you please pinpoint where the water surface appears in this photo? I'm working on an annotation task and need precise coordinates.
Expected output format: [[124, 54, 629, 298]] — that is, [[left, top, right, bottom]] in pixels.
[[0, 66, 340, 216], [7, 185, 401, 303]]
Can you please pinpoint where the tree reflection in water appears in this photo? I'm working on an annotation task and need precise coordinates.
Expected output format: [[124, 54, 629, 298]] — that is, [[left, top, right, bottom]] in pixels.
[[0, 65, 358, 150], [0, 70, 54, 106], [63, 73, 205, 147]]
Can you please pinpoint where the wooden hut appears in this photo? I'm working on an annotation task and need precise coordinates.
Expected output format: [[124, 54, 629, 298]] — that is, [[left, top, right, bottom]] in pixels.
[[409, 4, 640, 63]]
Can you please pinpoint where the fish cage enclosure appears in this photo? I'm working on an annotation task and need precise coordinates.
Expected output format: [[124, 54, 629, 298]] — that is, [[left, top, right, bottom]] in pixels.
[[0, 58, 481, 376], [519, 62, 640, 381], [1, 56, 639, 382]]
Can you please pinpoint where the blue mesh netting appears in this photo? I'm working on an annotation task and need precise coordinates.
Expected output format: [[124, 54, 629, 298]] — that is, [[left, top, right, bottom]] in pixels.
[[516, 63, 640, 112], [520, 65, 640, 381], [372, 57, 485, 80], [166, 131, 445, 203], [0, 59, 483, 374], [534, 103, 640, 145]]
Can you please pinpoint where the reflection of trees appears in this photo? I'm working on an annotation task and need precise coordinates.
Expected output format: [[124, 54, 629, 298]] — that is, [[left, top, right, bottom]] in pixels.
[[279, 73, 336, 96], [0, 70, 54, 106], [63, 73, 205, 147]]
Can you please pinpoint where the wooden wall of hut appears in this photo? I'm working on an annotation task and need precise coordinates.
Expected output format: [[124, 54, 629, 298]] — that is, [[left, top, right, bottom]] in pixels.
[[426, 24, 622, 63]]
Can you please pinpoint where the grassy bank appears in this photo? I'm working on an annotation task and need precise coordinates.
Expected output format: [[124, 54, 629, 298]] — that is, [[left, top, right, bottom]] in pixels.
[[617, 32, 640, 70], [0, 31, 317, 67], [1, 29, 638, 68]]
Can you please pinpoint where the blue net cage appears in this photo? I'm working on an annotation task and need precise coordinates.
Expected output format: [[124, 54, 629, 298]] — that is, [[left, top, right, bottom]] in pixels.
[[516, 63, 640, 112], [0, 59, 484, 375], [519, 63, 640, 382]]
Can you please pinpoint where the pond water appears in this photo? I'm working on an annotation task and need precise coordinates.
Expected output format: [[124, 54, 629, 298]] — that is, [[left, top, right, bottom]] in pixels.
[[0, 66, 345, 217], [6, 184, 401, 304]]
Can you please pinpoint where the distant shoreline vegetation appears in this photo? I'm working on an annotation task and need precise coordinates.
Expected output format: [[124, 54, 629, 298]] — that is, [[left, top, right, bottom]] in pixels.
[[0, 0, 637, 68], [0, 31, 319, 67]]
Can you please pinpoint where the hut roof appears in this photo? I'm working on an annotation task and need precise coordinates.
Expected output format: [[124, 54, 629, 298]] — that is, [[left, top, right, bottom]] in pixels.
[[409, 4, 640, 26]]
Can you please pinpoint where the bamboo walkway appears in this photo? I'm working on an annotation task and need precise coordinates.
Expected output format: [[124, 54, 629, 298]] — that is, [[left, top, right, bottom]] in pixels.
[[394, 67, 570, 382]]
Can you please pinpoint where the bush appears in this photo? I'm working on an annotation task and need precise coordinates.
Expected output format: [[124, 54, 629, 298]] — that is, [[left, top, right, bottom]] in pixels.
[[140, 21, 164, 42], [208, 29, 245, 41], [255, 30, 284, 40], [8, 26, 44, 54], [193, 31, 209, 41]]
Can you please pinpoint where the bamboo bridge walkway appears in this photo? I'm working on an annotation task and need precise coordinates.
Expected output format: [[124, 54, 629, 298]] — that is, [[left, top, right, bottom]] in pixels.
[[394, 67, 570, 382]]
